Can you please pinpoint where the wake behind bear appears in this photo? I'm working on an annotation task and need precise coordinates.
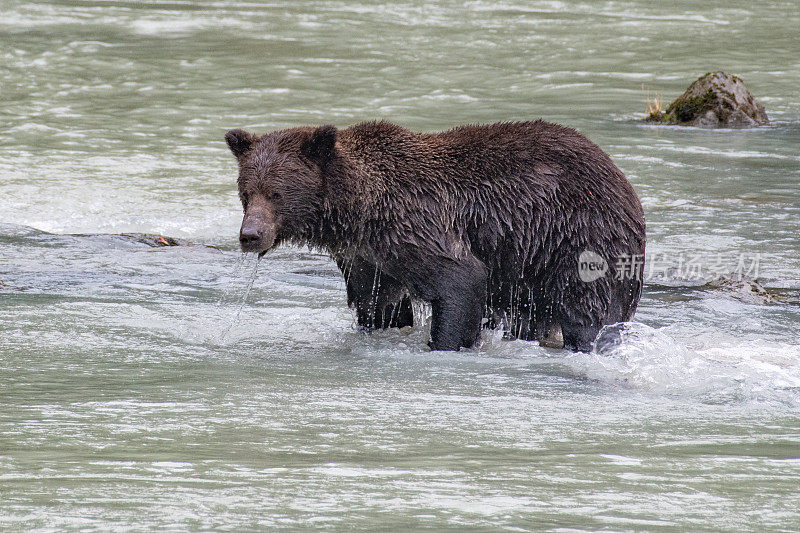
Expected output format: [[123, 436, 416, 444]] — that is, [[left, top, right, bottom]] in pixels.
[[225, 120, 646, 352]]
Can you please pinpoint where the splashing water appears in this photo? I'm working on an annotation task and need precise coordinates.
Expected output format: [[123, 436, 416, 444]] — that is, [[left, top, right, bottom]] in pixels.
[[565, 322, 800, 405]]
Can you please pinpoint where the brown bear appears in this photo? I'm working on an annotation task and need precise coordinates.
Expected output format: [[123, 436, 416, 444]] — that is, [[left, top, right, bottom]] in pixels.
[[225, 120, 645, 352]]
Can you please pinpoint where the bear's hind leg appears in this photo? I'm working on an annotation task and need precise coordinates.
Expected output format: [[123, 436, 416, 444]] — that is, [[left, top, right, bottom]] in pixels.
[[560, 321, 599, 352], [337, 256, 413, 330], [538, 323, 565, 349], [388, 294, 414, 329]]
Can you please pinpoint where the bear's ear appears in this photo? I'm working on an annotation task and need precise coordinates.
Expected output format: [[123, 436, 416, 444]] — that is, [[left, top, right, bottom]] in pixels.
[[225, 129, 253, 158], [302, 125, 337, 166]]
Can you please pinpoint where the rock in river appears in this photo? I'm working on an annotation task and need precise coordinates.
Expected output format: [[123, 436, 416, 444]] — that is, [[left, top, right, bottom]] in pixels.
[[647, 71, 769, 128]]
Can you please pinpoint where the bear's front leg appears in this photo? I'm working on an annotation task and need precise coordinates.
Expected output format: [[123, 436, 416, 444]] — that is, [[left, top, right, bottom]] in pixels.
[[400, 254, 487, 351]]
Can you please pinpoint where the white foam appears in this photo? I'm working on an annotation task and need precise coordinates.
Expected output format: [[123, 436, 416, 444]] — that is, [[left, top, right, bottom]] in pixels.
[[566, 323, 800, 405]]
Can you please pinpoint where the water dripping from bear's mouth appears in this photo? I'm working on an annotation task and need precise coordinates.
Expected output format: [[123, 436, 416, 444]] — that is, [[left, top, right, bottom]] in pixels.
[[217, 253, 262, 343]]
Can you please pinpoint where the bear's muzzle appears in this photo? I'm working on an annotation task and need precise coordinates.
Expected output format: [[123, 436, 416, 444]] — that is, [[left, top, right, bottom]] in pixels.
[[239, 215, 276, 254]]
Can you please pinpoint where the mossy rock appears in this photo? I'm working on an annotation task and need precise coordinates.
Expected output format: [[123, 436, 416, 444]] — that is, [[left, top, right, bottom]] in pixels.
[[647, 71, 769, 128]]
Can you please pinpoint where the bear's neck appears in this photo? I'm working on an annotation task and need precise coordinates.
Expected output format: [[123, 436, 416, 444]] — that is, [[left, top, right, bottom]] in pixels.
[[313, 197, 368, 256]]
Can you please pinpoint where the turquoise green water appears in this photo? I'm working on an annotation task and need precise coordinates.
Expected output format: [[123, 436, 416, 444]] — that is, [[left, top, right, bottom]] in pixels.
[[1, 1, 799, 530]]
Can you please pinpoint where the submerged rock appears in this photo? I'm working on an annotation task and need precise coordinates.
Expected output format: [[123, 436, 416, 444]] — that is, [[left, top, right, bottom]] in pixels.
[[68, 231, 220, 250], [68, 232, 190, 247], [704, 275, 773, 304], [118, 233, 188, 247], [700, 275, 798, 305], [646, 71, 769, 128], [646, 270, 797, 306]]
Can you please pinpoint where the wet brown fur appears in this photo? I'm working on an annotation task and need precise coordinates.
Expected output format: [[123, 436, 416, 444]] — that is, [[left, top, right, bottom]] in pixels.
[[226, 120, 646, 351]]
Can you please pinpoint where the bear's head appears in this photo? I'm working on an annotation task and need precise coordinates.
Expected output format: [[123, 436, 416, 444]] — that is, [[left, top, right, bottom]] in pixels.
[[225, 125, 337, 255]]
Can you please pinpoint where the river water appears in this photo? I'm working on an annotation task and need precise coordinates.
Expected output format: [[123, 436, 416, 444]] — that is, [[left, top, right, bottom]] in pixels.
[[1, 0, 799, 530]]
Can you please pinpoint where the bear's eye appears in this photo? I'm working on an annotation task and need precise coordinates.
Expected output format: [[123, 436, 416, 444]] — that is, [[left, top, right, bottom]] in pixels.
[[270, 192, 282, 202]]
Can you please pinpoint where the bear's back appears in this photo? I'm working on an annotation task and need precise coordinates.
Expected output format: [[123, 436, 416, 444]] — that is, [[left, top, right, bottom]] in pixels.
[[337, 120, 644, 259]]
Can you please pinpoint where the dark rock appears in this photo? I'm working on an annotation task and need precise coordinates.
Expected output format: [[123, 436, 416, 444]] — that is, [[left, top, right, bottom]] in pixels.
[[647, 71, 769, 128]]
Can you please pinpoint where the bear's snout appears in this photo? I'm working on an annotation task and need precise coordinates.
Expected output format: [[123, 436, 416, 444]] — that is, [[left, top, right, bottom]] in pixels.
[[239, 217, 276, 254], [239, 222, 260, 247]]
